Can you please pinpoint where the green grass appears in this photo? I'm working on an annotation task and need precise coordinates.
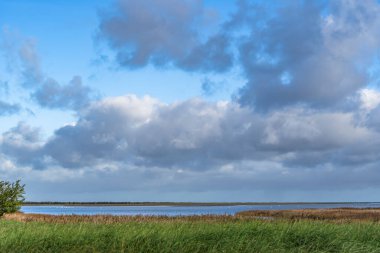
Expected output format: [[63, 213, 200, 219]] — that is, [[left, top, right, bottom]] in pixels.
[[1, 219, 380, 253]]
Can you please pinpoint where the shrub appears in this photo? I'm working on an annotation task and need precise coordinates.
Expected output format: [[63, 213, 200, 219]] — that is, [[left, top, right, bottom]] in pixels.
[[0, 180, 25, 216]]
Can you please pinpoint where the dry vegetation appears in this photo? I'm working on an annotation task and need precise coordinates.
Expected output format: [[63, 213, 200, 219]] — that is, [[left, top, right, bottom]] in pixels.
[[237, 208, 380, 222], [3, 212, 246, 224], [5, 208, 380, 224]]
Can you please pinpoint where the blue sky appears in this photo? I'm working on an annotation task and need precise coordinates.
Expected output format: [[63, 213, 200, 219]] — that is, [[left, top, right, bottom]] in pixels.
[[0, 0, 243, 133], [1, 0, 380, 202]]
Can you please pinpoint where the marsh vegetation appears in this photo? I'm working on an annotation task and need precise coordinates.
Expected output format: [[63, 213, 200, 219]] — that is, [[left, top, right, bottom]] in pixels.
[[3, 208, 380, 252]]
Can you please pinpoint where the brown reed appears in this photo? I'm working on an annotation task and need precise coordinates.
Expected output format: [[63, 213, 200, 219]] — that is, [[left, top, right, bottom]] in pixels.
[[237, 208, 380, 222], [4, 208, 380, 224], [3, 212, 247, 224]]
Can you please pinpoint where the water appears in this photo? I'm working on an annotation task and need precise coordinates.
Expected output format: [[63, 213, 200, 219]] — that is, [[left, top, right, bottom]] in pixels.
[[21, 202, 380, 216]]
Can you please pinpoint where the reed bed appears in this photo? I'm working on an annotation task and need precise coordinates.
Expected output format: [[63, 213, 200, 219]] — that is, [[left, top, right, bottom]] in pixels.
[[5, 208, 380, 224], [237, 208, 380, 222], [4, 212, 246, 224]]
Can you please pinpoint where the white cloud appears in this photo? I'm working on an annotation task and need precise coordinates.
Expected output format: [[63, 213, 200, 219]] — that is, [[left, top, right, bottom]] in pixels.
[[360, 88, 380, 111]]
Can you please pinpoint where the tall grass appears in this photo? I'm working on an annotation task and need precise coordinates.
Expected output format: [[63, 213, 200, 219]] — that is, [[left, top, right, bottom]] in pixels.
[[2, 218, 380, 252], [237, 208, 380, 222], [4, 213, 243, 224]]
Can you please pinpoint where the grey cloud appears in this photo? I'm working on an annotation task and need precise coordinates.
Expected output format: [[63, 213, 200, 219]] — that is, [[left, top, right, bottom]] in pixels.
[[98, 0, 233, 72], [41, 97, 259, 169], [5, 149, 380, 201], [98, 0, 380, 111], [6, 95, 375, 172], [17, 44, 95, 110], [178, 33, 233, 72], [201, 78, 220, 96], [18, 39, 44, 88], [32, 76, 94, 110], [0, 28, 42, 82], [200, 78, 231, 97], [43, 95, 159, 168], [236, 0, 380, 110], [0, 82, 19, 116], [2, 95, 380, 198], [0, 27, 20, 72], [0, 100, 20, 116], [0, 30, 95, 111], [0, 122, 43, 167], [367, 104, 380, 131]]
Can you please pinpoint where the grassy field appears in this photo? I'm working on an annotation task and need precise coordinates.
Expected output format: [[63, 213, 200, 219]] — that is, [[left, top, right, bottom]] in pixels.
[[2, 210, 380, 252]]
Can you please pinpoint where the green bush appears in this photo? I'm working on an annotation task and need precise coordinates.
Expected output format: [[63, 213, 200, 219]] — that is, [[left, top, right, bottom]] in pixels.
[[0, 180, 25, 216]]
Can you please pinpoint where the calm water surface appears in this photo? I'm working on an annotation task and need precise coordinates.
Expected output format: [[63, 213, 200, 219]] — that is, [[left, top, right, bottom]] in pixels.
[[21, 203, 380, 216]]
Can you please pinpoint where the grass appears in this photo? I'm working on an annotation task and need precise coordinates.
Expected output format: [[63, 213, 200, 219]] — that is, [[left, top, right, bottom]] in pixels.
[[2, 209, 380, 252]]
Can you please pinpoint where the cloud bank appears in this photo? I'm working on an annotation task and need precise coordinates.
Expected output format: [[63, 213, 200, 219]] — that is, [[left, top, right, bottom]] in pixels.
[[1, 92, 380, 199]]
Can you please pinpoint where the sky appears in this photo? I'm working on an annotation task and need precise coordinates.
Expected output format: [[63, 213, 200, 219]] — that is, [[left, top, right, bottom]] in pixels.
[[1, 0, 380, 202]]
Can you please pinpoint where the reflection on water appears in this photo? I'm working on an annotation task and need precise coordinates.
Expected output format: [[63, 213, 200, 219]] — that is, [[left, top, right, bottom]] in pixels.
[[21, 203, 380, 216]]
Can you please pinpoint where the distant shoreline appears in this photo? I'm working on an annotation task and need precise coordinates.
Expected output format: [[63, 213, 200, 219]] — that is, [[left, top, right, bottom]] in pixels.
[[22, 201, 378, 206]]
